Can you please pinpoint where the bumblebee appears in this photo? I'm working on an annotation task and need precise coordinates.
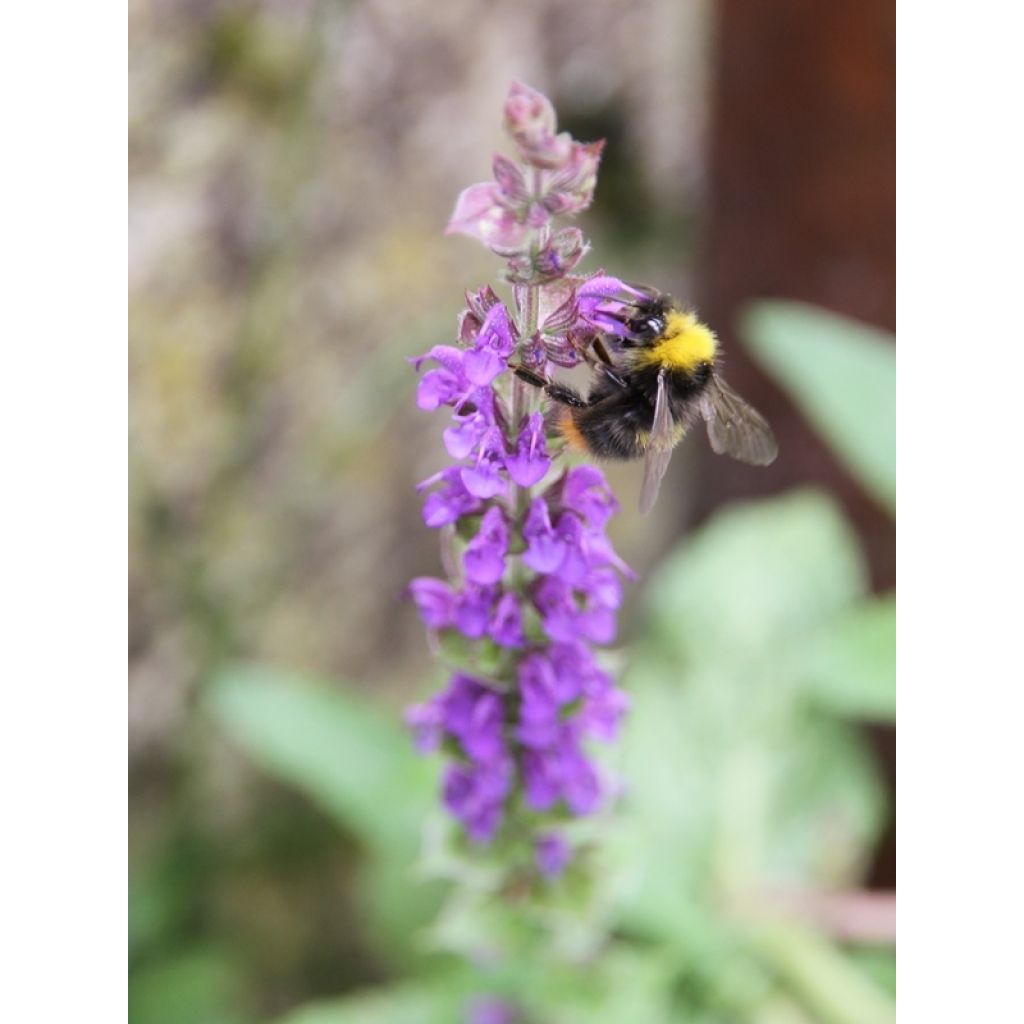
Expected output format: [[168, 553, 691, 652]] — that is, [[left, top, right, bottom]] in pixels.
[[514, 286, 777, 513]]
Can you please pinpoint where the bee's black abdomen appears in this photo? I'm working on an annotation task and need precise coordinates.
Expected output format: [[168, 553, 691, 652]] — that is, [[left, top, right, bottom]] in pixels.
[[572, 391, 654, 460]]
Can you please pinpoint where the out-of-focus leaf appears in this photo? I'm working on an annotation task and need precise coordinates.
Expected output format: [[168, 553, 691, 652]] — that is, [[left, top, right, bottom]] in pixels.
[[645, 489, 867, 660], [273, 978, 467, 1024], [524, 945, 679, 1024], [206, 664, 445, 968], [800, 596, 896, 721], [207, 664, 434, 854], [741, 302, 896, 514], [746, 916, 895, 1024], [610, 492, 884, 949], [128, 947, 245, 1024], [850, 947, 897, 996], [129, 866, 182, 957]]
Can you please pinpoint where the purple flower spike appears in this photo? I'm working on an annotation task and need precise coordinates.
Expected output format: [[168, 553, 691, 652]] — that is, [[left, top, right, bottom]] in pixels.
[[408, 83, 634, 867], [505, 412, 552, 487], [463, 507, 509, 585]]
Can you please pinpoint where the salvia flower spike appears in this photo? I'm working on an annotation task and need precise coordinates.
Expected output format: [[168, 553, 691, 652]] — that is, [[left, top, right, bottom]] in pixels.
[[407, 82, 638, 878]]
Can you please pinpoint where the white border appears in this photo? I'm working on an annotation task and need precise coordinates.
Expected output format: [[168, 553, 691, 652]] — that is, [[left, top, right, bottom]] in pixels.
[[2, 5, 125, 1019], [901, 1, 1024, 1018]]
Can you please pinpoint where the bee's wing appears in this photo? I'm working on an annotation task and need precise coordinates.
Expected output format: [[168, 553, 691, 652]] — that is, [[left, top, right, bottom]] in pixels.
[[639, 368, 677, 514], [700, 375, 778, 465]]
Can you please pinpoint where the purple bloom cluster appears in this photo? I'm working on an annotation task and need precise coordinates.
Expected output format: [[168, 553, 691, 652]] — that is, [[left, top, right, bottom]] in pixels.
[[406, 82, 633, 877]]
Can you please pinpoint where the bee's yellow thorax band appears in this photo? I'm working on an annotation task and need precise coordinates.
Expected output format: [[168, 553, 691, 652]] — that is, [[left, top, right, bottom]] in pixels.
[[638, 311, 717, 372]]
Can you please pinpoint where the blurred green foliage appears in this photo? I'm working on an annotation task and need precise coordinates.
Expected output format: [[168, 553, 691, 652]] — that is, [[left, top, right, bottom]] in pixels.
[[742, 302, 897, 515]]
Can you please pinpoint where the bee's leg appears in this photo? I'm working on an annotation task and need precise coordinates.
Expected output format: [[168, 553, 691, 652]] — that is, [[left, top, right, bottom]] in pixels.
[[511, 365, 549, 389], [510, 365, 590, 409], [544, 383, 588, 408], [591, 337, 615, 367]]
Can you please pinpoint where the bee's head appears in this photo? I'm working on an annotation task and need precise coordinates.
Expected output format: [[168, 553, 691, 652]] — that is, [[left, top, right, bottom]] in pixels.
[[621, 294, 673, 345]]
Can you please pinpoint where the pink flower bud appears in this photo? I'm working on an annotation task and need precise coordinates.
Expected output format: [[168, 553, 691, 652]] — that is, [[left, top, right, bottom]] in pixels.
[[502, 81, 573, 169]]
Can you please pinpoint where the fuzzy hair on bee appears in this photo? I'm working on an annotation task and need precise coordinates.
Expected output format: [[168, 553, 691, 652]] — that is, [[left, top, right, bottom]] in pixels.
[[513, 285, 777, 513]]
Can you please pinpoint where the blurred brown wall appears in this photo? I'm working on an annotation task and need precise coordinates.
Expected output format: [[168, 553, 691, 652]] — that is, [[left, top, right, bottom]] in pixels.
[[699, 0, 895, 587], [700, 0, 895, 887]]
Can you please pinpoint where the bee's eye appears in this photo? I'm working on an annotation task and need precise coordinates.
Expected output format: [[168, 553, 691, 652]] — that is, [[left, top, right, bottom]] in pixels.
[[646, 317, 664, 336]]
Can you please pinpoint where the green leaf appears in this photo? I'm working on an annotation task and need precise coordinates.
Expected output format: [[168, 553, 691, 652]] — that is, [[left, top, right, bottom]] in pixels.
[[800, 596, 896, 721], [746, 916, 896, 1024], [644, 489, 867, 661], [740, 302, 896, 514], [129, 947, 246, 1024], [205, 664, 445, 968], [273, 979, 467, 1024], [207, 664, 433, 854], [609, 492, 884, 948]]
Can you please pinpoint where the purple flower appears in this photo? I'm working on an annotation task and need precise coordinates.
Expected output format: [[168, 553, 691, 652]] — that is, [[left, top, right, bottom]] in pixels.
[[522, 497, 566, 574], [488, 591, 525, 648], [517, 652, 564, 748], [444, 758, 513, 842], [419, 468, 483, 528], [405, 701, 443, 753], [466, 996, 521, 1024], [550, 512, 591, 586], [464, 304, 516, 386], [460, 427, 508, 500], [444, 408, 492, 460], [415, 345, 473, 411], [535, 833, 571, 879], [441, 674, 506, 763], [560, 465, 619, 530], [522, 748, 560, 810], [505, 412, 551, 487], [407, 577, 457, 630], [576, 275, 642, 335], [533, 574, 619, 645], [558, 737, 603, 815], [455, 583, 497, 639], [463, 507, 509, 585], [580, 672, 630, 743]]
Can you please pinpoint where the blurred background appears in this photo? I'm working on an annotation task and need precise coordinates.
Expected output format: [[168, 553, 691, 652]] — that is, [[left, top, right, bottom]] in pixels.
[[128, 0, 894, 1021]]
